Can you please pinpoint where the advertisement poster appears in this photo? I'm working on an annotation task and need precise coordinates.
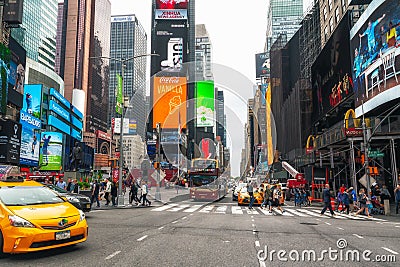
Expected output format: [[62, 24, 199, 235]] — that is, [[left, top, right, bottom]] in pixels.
[[23, 84, 43, 119], [39, 132, 63, 171], [255, 52, 270, 78], [153, 77, 187, 129], [151, 20, 187, 75], [350, 0, 400, 116], [0, 119, 21, 164], [196, 81, 215, 127], [8, 37, 26, 94], [19, 111, 41, 166], [0, 43, 11, 114], [156, 0, 188, 10]]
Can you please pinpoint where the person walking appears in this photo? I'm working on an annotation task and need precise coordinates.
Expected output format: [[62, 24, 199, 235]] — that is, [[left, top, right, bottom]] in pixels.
[[104, 178, 111, 206], [354, 188, 372, 218], [111, 181, 118, 207], [90, 180, 100, 208], [394, 185, 400, 214], [272, 184, 285, 214], [341, 189, 350, 214], [129, 179, 140, 205], [141, 181, 151, 206], [261, 184, 272, 210], [320, 184, 335, 217], [247, 182, 255, 209], [71, 179, 80, 194], [336, 190, 343, 212]]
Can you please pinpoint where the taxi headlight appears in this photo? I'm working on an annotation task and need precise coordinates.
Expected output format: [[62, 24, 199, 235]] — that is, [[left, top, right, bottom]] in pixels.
[[67, 196, 80, 203], [8, 215, 35, 228], [79, 210, 86, 222]]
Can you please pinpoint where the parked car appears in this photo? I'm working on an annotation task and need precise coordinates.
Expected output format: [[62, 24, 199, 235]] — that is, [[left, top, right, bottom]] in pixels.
[[44, 184, 91, 212]]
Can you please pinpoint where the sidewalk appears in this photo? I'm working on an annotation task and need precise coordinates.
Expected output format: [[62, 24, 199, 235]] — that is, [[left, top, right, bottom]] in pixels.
[[91, 186, 190, 210]]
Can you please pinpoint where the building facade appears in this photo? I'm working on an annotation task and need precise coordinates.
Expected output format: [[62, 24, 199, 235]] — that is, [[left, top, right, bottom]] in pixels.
[[109, 15, 147, 139], [195, 24, 212, 80], [11, 0, 58, 70], [60, 0, 111, 133]]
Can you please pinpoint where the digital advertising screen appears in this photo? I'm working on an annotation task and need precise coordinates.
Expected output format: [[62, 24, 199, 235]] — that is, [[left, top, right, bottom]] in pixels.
[[0, 43, 11, 114], [8, 37, 26, 94], [152, 76, 187, 129], [196, 81, 215, 127], [350, 0, 400, 116], [23, 84, 43, 120], [151, 20, 187, 75], [311, 13, 352, 123], [19, 110, 41, 166], [156, 0, 188, 10], [39, 132, 63, 171], [255, 52, 270, 78]]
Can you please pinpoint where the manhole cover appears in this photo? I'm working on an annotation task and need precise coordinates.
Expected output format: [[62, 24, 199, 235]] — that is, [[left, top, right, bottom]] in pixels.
[[300, 222, 318, 225]]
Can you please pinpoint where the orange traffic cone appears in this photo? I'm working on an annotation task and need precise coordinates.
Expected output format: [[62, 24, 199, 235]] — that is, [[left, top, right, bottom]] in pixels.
[[331, 198, 336, 210]]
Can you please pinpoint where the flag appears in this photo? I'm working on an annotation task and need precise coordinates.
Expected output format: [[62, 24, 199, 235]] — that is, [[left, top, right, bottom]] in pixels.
[[116, 74, 123, 114]]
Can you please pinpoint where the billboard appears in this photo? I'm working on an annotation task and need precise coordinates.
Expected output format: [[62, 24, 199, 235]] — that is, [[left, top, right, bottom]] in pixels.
[[23, 84, 43, 119], [19, 111, 41, 166], [3, 0, 24, 24], [155, 9, 187, 20], [113, 118, 129, 134], [153, 77, 187, 129], [350, 0, 400, 116], [129, 118, 137, 135], [255, 52, 270, 78], [151, 20, 187, 75], [0, 119, 21, 164], [196, 81, 215, 127], [8, 37, 26, 94], [311, 13, 352, 122], [39, 132, 63, 171], [156, 0, 188, 9], [0, 43, 11, 114]]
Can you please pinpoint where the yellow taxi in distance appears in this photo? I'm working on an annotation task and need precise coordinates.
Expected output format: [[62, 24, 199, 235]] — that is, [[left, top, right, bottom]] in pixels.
[[237, 186, 264, 206], [0, 177, 88, 255]]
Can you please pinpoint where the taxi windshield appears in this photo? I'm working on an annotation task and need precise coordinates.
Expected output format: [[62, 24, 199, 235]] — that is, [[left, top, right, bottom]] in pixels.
[[0, 186, 64, 206]]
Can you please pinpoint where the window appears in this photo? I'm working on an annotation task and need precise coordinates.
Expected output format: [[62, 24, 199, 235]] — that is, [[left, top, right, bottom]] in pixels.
[[341, 0, 346, 11], [335, 7, 340, 23], [330, 17, 334, 33], [324, 26, 328, 41], [323, 6, 327, 21], [328, 0, 333, 11]]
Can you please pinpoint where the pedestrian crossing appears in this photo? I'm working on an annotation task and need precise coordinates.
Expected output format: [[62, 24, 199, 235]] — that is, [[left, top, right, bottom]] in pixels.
[[150, 204, 388, 221]]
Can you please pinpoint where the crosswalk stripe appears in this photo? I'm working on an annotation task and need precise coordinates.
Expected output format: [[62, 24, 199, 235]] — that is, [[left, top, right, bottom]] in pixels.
[[357, 214, 387, 222], [285, 209, 309, 217], [246, 208, 259, 215], [215, 206, 227, 214], [183, 204, 203, 213], [199, 205, 214, 213], [310, 209, 349, 220], [257, 207, 273, 215], [231, 206, 243, 215], [151, 204, 178, 211], [168, 204, 190, 212], [297, 209, 333, 218], [278, 210, 293, 216]]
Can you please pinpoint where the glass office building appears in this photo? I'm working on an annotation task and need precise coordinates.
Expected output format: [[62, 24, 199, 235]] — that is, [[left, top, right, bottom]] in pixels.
[[109, 15, 147, 139], [11, 0, 58, 70]]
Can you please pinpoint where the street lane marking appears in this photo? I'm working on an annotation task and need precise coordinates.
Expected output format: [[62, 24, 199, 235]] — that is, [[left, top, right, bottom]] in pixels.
[[151, 204, 178, 211], [396, 226, 400, 228], [199, 205, 214, 213], [324, 222, 331, 225], [259, 260, 266, 267], [105, 250, 121, 260], [137, 235, 148, 241], [311, 210, 346, 219], [182, 216, 187, 220], [252, 219, 255, 222], [284, 209, 309, 217], [381, 247, 399, 255], [246, 208, 259, 215], [172, 220, 179, 224], [279, 211, 293, 216], [158, 226, 164, 230], [353, 234, 364, 239], [255, 241, 260, 247], [89, 210, 104, 213], [231, 206, 243, 215], [252, 224, 255, 227], [168, 204, 190, 212], [251, 216, 254, 218], [215, 206, 227, 214], [183, 205, 202, 213], [357, 215, 387, 221], [257, 208, 273, 215], [337, 227, 344, 230]]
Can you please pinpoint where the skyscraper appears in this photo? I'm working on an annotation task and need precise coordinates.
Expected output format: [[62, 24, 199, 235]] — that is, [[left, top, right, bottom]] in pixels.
[[109, 15, 147, 139], [60, 0, 111, 133], [195, 24, 212, 81], [11, 0, 58, 70], [266, 0, 303, 50], [216, 90, 225, 147]]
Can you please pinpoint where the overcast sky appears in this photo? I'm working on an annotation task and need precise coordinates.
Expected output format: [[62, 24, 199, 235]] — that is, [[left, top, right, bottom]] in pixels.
[[105, 0, 313, 177]]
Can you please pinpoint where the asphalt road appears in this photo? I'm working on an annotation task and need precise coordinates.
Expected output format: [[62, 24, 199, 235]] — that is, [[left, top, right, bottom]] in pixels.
[[1, 194, 399, 267]]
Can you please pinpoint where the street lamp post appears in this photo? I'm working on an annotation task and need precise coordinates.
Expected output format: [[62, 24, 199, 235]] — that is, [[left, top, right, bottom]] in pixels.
[[90, 53, 159, 207]]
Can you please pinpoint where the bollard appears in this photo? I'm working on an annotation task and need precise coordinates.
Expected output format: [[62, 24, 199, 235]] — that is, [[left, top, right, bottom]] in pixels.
[[384, 199, 390, 215]]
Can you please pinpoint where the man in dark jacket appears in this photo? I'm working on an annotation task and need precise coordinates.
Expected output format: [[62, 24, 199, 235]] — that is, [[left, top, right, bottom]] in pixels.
[[320, 184, 335, 216]]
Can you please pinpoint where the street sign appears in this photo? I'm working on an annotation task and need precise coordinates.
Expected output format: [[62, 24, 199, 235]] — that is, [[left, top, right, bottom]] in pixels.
[[151, 170, 166, 182], [368, 150, 384, 158]]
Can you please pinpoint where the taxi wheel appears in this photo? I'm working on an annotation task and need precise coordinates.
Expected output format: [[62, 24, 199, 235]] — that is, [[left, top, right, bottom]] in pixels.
[[0, 230, 4, 257]]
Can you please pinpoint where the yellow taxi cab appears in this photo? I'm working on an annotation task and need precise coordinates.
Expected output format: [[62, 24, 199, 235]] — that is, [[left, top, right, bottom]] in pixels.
[[0, 176, 88, 255], [237, 185, 264, 206]]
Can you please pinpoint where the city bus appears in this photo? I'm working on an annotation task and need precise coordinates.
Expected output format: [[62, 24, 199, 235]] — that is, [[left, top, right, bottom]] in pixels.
[[188, 158, 227, 201]]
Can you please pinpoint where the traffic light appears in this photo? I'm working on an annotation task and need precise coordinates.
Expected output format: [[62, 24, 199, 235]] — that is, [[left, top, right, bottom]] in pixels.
[[369, 167, 378, 176]]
